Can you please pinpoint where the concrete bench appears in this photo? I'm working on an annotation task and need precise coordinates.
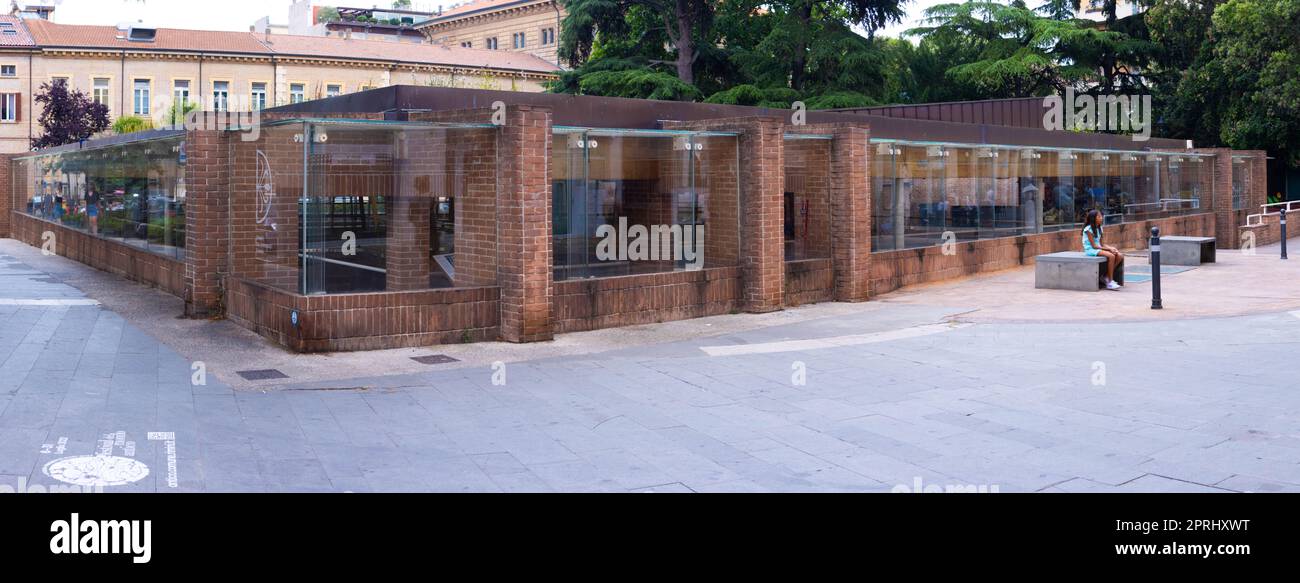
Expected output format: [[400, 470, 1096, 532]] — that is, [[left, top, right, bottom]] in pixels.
[[1154, 236, 1215, 266], [1035, 251, 1124, 291]]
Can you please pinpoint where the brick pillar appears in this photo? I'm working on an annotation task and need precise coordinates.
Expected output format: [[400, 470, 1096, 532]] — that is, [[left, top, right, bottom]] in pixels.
[[1199, 148, 1235, 249], [829, 125, 871, 301], [496, 105, 553, 342], [1247, 151, 1269, 209], [0, 153, 15, 239], [739, 118, 786, 312], [184, 130, 230, 318]]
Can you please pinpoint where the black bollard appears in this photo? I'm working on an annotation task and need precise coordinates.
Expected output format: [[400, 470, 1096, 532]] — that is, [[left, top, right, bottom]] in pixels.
[[1150, 227, 1162, 310], [1281, 208, 1288, 260]]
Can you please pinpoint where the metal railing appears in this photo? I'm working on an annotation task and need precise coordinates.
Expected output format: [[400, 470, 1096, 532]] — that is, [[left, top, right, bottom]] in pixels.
[[1243, 200, 1300, 228]]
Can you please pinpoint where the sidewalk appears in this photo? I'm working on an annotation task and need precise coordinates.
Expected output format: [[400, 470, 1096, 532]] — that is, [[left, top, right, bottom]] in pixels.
[[2, 238, 1298, 492]]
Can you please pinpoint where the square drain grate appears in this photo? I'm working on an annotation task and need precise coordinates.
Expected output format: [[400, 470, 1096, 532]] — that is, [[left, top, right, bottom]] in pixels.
[[411, 354, 459, 365], [236, 369, 290, 381]]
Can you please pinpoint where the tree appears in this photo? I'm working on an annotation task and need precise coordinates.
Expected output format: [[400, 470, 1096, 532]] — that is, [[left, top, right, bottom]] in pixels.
[[392, 0, 412, 7], [112, 115, 153, 135], [32, 79, 111, 149], [560, 0, 715, 85], [780, 0, 907, 92], [905, 1, 1149, 98], [548, 57, 702, 100], [162, 99, 200, 128], [317, 6, 340, 23], [1169, 0, 1300, 165]]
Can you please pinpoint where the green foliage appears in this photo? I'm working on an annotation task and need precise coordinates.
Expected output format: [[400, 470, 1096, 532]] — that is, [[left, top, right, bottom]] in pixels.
[[317, 7, 340, 23], [549, 57, 701, 100], [578, 65, 702, 101], [112, 115, 153, 135], [704, 84, 799, 108], [162, 100, 200, 128], [804, 91, 879, 109], [1167, 0, 1300, 166]]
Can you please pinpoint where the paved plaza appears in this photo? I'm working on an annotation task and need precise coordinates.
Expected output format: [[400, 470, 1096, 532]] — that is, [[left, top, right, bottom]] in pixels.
[[1, 239, 1297, 493]]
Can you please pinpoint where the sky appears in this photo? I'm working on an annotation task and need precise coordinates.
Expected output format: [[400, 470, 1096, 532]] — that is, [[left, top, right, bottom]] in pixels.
[[37, 0, 949, 37]]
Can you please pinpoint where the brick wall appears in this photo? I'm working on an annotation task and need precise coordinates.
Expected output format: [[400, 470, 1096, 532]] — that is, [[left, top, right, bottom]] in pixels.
[[870, 212, 1216, 296], [783, 259, 833, 306], [10, 213, 186, 297], [0, 153, 13, 238], [1239, 210, 1300, 248], [552, 267, 741, 333], [225, 276, 500, 352]]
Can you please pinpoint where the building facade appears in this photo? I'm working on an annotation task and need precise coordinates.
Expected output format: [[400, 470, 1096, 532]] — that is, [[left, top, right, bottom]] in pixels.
[[417, 0, 565, 67], [0, 17, 559, 154], [0, 86, 1280, 353]]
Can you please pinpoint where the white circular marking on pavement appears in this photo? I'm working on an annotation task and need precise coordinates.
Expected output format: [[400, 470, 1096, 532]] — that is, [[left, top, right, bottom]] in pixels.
[[43, 455, 150, 487]]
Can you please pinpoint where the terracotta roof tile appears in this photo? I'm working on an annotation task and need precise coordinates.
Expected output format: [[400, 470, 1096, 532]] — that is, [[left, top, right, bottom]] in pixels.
[[0, 16, 36, 47], [24, 19, 268, 53], [420, 0, 544, 24], [22, 20, 558, 74]]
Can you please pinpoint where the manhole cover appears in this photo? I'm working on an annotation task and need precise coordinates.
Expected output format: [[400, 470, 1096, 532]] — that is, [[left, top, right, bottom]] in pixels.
[[411, 354, 459, 365], [43, 455, 150, 487], [236, 369, 289, 380]]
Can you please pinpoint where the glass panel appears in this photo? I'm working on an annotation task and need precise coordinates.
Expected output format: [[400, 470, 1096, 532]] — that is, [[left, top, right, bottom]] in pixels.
[[949, 146, 981, 243], [870, 143, 897, 251], [551, 129, 739, 280], [15, 135, 187, 260], [1016, 149, 1044, 234], [1044, 150, 1077, 231], [782, 136, 831, 260], [231, 120, 497, 294], [691, 133, 740, 269], [1232, 157, 1248, 211], [551, 129, 588, 281], [1072, 152, 1108, 224]]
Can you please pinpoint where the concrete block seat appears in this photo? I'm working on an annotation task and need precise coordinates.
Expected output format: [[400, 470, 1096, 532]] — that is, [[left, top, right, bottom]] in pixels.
[[1153, 236, 1216, 266], [1034, 252, 1124, 291]]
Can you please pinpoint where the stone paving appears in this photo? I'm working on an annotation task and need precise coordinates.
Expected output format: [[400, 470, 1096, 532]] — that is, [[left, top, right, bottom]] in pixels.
[[1, 250, 1298, 493]]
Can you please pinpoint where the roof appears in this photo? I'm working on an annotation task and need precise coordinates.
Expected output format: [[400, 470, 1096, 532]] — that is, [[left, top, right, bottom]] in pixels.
[[261, 33, 558, 73], [21, 19, 559, 74], [0, 16, 36, 47], [24, 19, 270, 53], [418, 0, 552, 26]]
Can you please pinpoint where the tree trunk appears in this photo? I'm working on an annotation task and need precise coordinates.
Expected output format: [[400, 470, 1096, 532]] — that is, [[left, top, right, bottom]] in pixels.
[[790, 1, 813, 92], [673, 0, 696, 86]]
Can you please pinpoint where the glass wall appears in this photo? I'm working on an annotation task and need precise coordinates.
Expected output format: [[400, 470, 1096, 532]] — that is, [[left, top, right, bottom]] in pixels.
[[783, 135, 832, 260], [552, 128, 740, 280], [1232, 156, 1251, 210], [229, 119, 498, 295], [14, 134, 187, 260], [870, 140, 1215, 251]]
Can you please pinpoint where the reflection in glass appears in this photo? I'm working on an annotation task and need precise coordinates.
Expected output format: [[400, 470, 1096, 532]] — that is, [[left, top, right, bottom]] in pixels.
[[15, 134, 187, 260], [552, 129, 739, 280], [230, 120, 497, 295], [783, 135, 832, 260]]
